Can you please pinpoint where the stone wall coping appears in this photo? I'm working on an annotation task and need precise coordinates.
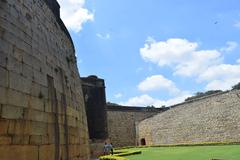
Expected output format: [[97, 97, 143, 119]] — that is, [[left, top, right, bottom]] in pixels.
[[81, 76, 105, 88], [106, 105, 168, 112], [169, 90, 232, 109]]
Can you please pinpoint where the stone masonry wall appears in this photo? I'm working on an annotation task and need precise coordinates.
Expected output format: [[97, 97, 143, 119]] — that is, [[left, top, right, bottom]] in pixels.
[[107, 106, 165, 147], [138, 90, 240, 146], [0, 0, 89, 160]]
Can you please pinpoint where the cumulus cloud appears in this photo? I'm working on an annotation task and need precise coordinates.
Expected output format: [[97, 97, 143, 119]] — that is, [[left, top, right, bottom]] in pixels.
[[139, 37, 240, 91], [174, 50, 222, 76], [220, 41, 238, 53], [96, 33, 110, 39], [197, 64, 240, 90], [121, 94, 192, 107], [205, 78, 240, 91], [138, 75, 180, 95], [140, 38, 198, 66], [58, 0, 94, 32], [140, 38, 223, 77], [198, 64, 240, 82]]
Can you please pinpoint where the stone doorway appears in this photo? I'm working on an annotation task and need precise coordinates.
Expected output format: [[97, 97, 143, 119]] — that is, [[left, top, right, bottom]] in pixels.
[[140, 138, 146, 145]]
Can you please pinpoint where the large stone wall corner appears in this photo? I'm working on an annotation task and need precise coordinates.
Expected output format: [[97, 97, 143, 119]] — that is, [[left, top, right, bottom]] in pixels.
[[0, 0, 90, 159]]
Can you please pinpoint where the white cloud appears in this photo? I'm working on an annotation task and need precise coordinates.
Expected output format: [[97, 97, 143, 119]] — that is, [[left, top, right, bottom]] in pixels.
[[205, 78, 240, 91], [196, 64, 240, 90], [140, 38, 223, 77], [138, 75, 180, 95], [96, 33, 110, 39], [114, 93, 123, 98], [174, 50, 222, 76], [121, 94, 192, 107], [220, 41, 238, 53], [139, 37, 240, 91], [140, 38, 198, 66], [198, 64, 240, 82], [58, 0, 94, 32]]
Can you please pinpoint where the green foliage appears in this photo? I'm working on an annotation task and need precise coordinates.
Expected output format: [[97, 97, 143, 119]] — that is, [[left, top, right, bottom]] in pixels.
[[114, 150, 141, 156], [99, 155, 128, 160], [147, 105, 155, 108], [99, 150, 142, 160], [185, 90, 222, 101], [232, 82, 240, 90]]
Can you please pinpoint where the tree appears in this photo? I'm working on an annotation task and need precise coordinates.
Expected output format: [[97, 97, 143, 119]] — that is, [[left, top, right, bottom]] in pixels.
[[232, 82, 240, 90]]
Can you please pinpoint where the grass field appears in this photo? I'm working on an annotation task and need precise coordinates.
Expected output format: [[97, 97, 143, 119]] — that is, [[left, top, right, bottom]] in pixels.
[[125, 145, 240, 160]]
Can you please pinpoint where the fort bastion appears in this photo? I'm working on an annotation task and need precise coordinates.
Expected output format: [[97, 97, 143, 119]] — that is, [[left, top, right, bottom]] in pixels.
[[0, 0, 89, 159]]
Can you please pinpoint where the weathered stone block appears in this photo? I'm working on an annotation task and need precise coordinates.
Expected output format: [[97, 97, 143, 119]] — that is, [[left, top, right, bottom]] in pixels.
[[0, 86, 7, 104], [0, 66, 8, 87], [68, 116, 77, 127], [1, 104, 24, 119], [0, 33, 13, 54], [33, 69, 47, 86], [41, 135, 49, 144], [22, 62, 34, 79], [0, 51, 8, 67], [11, 135, 29, 145], [39, 144, 55, 160], [0, 145, 38, 160], [24, 109, 48, 123], [0, 135, 11, 144], [13, 45, 24, 61], [7, 120, 25, 135], [30, 82, 41, 97], [28, 95, 45, 111], [29, 135, 42, 145], [7, 56, 22, 74], [0, 119, 9, 135], [9, 71, 31, 94], [29, 121, 48, 136], [7, 88, 28, 107]]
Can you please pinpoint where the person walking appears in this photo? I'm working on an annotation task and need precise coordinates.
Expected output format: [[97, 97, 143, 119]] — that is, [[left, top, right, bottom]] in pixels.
[[103, 142, 108, 155]]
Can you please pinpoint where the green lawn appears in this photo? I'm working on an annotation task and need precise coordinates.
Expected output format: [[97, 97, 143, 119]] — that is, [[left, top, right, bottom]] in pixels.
[[125, 145, 240, 160]]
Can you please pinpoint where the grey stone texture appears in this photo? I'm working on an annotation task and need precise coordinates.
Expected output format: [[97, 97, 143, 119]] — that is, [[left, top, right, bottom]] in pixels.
[[138, 90, 240, 145], [0, 0, 90, 159]]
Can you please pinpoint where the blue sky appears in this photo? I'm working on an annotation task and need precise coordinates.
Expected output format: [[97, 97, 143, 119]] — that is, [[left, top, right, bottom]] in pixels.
[[58, 0, 240, 107]]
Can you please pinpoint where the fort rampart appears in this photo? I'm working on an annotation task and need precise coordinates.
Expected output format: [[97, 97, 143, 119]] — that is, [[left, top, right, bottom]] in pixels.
[[0, 0, 89, 159], [138, 90, 240, 145]]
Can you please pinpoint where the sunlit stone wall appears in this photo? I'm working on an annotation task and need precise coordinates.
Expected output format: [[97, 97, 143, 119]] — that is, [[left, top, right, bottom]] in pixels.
[[0, 0, 90, 159], [138, 90, 240, 146]]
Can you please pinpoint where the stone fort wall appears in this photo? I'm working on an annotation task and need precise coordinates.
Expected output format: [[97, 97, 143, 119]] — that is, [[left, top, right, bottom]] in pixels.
[[107, 105, 167, 147], [0, 0, 89, 160], [138, 90, 240, 146]]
